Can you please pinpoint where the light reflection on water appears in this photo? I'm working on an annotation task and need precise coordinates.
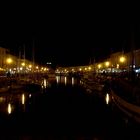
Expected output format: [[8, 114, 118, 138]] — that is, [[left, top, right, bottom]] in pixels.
[[72, 77, 74, 86], [41, 78, 51, 89], [44, 79, 47, 88], [105, 93, 110, 105], [0, 92, 32, 115], [64, 76, 67, 85], [56, 76, 60, 84], [56, 76, 78, 86], [22, 94, 25, 105], [29, 94, 32, 98], [8, 103, 12, 114], [0, 78, 51, 115]]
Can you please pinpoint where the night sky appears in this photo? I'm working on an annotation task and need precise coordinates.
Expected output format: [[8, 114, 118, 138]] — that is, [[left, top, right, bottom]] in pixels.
[[0, 6, 140, 67]]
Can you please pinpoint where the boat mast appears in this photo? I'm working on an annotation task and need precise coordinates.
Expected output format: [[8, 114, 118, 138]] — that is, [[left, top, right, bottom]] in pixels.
[[32, 40, 35, 72]]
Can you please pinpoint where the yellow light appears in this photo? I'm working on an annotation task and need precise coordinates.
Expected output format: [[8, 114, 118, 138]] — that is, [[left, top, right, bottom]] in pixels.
[[117, 64, 119, 69], [36, 66, 39, 69], [8, 103, 12, 114], [120, 56, 125, 63], [98, 64, 101, 69], [22, 94, 25, 105], [105, 61, 110, 67], [85, 68, 87, 70], [105, 93, 110, 105], [72, 77, 74, 85], [56, 76, 60, 84], [44, 79, 47, 88], [65, 69, 67, 72], [65, 76, 67, 85], [21, 62, 25, 66], [79, 68, 82, 71], [88, 67, 91, 70], [44, 68, 47, 71], [6, 58, 13, 64], [29, 65, 32, 68]]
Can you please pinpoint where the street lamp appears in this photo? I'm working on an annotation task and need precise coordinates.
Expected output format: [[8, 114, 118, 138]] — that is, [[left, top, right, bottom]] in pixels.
[[119, 56, 125, 63], [105, 61, 110, 67], [6, 58, 13, 64], [119, 56, 126, 72], [6, 58, 13, 73], [21, 62, 25, 67], [98, 64, 101, 69], [98, 64, 101, 74]]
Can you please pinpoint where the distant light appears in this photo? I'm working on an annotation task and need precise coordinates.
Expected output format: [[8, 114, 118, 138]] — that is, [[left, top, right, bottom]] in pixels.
[[98, 64, 101, 69], [133, 65, 135, 68], [47, 62, 52, 65], [88, 67, 91, 70], [105, 61, 110, 67], [6, 58, 13, 64], [29, 94, 32, 98], [117, 64, 119, 69], [29, 65, 32, 68], [21, 62, 25, 66], [119, 56, 125, 63]]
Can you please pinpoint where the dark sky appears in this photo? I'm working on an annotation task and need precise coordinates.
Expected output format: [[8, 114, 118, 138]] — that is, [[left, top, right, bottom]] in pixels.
[[0, 6, 140, 67]]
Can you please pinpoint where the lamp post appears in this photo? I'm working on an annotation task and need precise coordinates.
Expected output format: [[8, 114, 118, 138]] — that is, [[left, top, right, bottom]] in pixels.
[[119, 56, 126, 72], [6, 58, 13, 76], [98, 64, 101, 74]]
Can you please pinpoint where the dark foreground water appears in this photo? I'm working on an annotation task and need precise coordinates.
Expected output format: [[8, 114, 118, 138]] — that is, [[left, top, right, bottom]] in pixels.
[[0, 76, 140, 140]]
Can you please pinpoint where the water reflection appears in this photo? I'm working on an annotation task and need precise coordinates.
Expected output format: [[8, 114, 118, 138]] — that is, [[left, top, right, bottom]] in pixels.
[[64, 76, 67, 85], [8, 103, 12, 114], [72, 77, 74, 86], [29, 94, 32, 98], [22, 94, 25, 105], [44, 79, 47, 88], [0, 92, 34, 114], [56, 76, 79, 86], [56, 76, 60, 84], [105, 93, 110, 105], [41, 78, 50, 89]]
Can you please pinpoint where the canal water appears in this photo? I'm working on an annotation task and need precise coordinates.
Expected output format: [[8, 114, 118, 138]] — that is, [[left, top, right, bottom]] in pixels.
[[0, 76, 140, 140]]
